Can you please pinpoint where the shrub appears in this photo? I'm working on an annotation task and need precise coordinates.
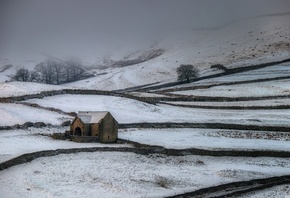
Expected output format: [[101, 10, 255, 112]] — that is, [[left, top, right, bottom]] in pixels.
[[155, 176, 171, 188]]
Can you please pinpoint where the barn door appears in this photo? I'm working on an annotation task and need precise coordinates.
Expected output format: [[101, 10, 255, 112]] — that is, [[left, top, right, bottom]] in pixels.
[[74, 127, 82, 136]]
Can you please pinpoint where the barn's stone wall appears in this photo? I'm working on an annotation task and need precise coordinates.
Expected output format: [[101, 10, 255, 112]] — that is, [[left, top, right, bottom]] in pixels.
[[69, 112, 118, 143], [83, 124, 91, 136], [70, 135, 99, 143], [99, 113, 118, 143], [91, 123, 99, 136], [70, 118, 85, 136]]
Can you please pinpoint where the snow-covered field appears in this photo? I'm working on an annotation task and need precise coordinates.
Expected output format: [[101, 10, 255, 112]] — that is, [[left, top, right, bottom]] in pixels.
[[0, 82, 70, 97], [198, 64, 290, 84], [25, 94, 290, 126], [0, 103, 71, 126], [0, 127, 129, 163], [1, 152, 290, 198], [119, 128, 290, 151], [0, 11, 289, 198], [172, 79, 290, 98], [162, 64, 290, 91]]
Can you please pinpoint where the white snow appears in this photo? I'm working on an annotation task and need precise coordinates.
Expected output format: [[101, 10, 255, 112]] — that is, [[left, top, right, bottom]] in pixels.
[[25, 94, 290, 126], [1, 152, 290, 198], [0, 103, 71, 126], [0, 82, 69, 97], [0, 127, 130, 163], [0, 13, 289, 198], [158, 64, 290, 91], [172, 79, 290, 98], [199, 65, 290, 84], [119, 128, 290, 151]]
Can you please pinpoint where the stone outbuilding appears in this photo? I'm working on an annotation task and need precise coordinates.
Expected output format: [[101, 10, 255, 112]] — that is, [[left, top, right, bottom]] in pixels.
[[70, 111, 118, 143]]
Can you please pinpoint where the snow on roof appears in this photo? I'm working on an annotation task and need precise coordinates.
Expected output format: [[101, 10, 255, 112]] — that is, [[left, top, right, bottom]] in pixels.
[[77, 111, 109, 124]]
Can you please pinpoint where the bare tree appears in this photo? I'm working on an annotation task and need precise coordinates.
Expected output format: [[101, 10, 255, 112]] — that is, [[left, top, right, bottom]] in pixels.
[[12, 68, 30, 82], [35, 60, 55, 84], [51, 61, 65, 84], [177, 64, 199, 83], [63, 65, 71, 83], [31, 57, 85, 85], [30, 70, 41, 82], [65, 58, 85, 82], [70, 66, 85, 81]]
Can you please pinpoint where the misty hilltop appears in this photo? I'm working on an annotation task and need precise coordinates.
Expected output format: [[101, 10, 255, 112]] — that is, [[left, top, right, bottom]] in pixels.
[[0, 0, 289, 90]]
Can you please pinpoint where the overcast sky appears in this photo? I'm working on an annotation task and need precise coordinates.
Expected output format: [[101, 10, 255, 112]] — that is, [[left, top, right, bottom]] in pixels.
[[0, 0, 289, 60]]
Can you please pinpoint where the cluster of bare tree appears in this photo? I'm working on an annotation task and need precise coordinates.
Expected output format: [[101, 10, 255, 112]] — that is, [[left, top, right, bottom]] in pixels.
[[12, 59, 85, 85]]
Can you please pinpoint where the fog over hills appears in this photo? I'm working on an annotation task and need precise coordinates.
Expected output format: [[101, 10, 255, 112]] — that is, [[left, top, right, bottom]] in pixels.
[[0, 0, 289, 61], [0, 0, 289, 88]]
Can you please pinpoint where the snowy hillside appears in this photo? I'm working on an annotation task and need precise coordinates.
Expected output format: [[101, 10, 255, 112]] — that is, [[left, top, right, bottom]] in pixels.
[[0, 15, 289, 90], [58, 15, 290, 90]]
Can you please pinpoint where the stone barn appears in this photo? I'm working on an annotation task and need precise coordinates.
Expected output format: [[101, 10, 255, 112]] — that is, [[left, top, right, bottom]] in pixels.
[[70, 111, 118, 143]]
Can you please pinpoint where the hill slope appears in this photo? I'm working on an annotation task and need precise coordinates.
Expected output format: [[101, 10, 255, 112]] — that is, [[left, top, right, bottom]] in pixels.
[[1, 15, 290, 90], [66, 15, 290, 90]]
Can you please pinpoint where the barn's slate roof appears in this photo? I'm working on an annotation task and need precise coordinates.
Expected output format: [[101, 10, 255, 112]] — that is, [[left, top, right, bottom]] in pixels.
[[77, 111, 109, 124]]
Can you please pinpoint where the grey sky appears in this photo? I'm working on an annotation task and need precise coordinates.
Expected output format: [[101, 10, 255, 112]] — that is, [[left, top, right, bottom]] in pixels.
[[0, 0, 289, 59]]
